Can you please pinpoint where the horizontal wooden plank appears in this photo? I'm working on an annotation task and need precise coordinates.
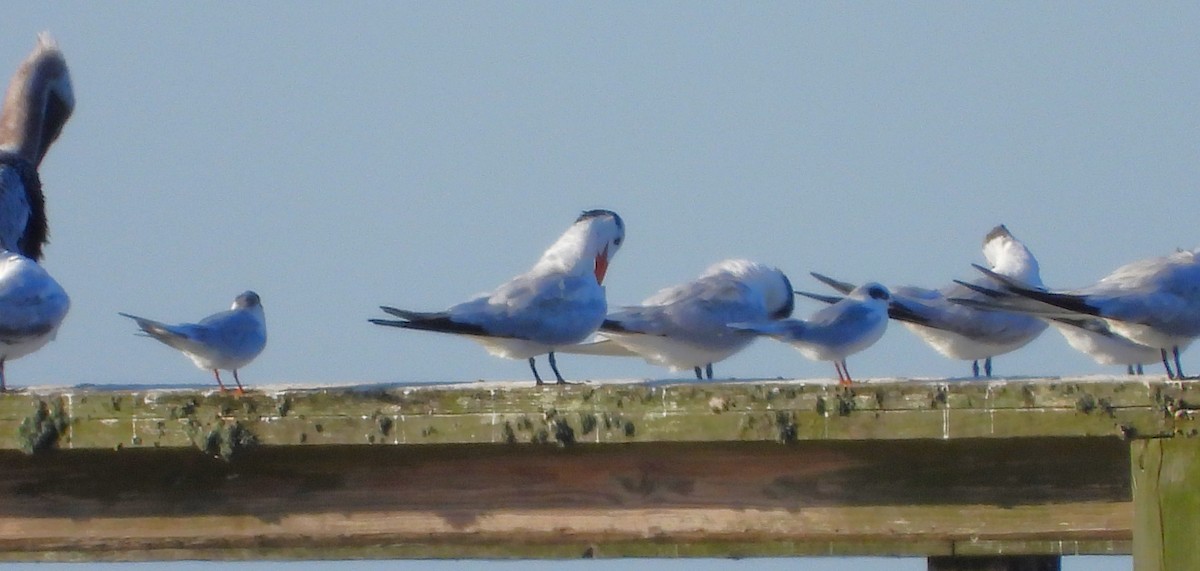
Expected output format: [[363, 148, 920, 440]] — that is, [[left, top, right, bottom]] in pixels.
[[0, 539, 1136, 563], [0, 437, 1132, 560], [0, 378, 1181, 561], [0, 378, 1197, 451]]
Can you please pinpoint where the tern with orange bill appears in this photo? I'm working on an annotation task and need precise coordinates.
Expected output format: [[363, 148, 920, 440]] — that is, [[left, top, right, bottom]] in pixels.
[[371, 209, 625, 385]]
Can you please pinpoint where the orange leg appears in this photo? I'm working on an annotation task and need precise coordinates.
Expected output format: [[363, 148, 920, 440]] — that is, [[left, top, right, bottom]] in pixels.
[[212, 369, 228, 392], [837, 360, 853, 386], [232, 370, 246, 395]]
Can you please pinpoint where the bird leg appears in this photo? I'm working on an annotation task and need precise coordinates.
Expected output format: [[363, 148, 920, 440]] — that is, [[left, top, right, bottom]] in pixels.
[[548, 352, 568, 385], [1136, 363, 1144, 375], [1126, 364, 1135, 376], [0, 359, 5, 392], [971, 360, 980, 378], [232, 370, 246, 395], [984, 357, 993, 377], [693, 367, 704, 380], [529, 357, 544, 385], [835, 360, 853, 386], [705, 363, 714, 380], [1161, 349, 1177, 380], [1172, 346, 1195, 380], [212, 369, 229, 392]]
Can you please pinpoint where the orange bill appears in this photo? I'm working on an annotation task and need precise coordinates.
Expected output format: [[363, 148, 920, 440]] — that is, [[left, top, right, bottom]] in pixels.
[[594, 245, 610, 284]]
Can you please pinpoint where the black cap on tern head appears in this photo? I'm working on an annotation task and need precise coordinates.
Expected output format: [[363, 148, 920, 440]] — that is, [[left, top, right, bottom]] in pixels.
[[576, 209, 623, 232]]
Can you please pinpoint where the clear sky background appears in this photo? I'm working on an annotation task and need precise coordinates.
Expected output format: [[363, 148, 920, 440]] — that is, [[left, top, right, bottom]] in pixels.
[[4, 3, 1199, 388], [6, 3, 1195, 569]]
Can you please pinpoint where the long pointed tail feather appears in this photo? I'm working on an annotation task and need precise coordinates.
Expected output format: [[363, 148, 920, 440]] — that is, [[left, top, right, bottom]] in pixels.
[[970, 264, 1101, 317], [556, 338, 642, 357], [809, 272, 856, 295], [795, 290, 843, 305], [379, 306, 451, 321], [370, 312, 490, 336], [886, 299, 932, 326]]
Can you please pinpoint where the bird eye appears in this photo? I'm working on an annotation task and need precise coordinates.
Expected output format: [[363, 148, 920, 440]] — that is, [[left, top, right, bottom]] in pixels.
[[869, 286, 889, 300], [613, 237, 623, 246]]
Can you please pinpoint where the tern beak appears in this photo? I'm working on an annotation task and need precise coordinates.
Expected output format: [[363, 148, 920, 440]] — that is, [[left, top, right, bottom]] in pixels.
[[594, 244, 610, 285]]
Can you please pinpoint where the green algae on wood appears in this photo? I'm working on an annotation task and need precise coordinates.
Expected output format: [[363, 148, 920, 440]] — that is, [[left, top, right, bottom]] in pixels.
[[1, 378, 1198, 450], [1131, 435, 1200, 571], [16, 398, 70, 454]]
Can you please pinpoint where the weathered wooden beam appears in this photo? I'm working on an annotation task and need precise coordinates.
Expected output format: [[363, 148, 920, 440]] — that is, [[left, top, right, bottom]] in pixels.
[[1131, 436, 1200, 571], [0, 378, 1196, 451], [0, 378, 1189, 561], [0, 437, 1130, 560]]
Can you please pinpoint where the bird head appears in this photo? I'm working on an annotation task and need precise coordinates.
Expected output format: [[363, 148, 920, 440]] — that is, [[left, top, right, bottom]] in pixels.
[[982, 224, 1043, 287]]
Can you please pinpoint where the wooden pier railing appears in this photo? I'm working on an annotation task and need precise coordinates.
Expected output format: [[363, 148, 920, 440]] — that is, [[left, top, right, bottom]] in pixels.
[[0, 377, 1195, 570]]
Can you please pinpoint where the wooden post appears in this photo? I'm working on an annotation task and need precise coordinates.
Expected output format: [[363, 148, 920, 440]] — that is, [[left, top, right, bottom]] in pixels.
[[1131, 436, 1200, 571], [928, 556, 1060, 570]]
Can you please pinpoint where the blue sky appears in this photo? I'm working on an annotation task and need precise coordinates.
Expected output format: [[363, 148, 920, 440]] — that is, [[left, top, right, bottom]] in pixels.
[[1, 5, 1190, 568], [4, 3, 1199, 388]]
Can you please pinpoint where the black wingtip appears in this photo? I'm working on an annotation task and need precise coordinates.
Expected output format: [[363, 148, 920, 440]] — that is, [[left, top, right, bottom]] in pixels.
[[969, 264, 1100, 317], [371, 314, 491, 336], [1017, 288, 1100, 316], [947, 297, 1005, 313], [886, 299, 931, 326], [369, 318, 406, 328], [970, 262, 996, 277], [1050, 317, 1114, 337], [379, 306, 406, 317], [794, 290, 842, 305], [953, 279, 1007, 299], [599, 318, 628, 332], [809, 271, 856, 295]]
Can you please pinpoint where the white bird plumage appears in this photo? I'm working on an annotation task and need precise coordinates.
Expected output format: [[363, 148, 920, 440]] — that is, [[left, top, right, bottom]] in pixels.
[[119, 291, 267, 392], [0, 250, 69, 391], [808, 225, 1048, 378], [1046, 317, 1161, 375], [371, 209, 625, 385], [955, 248, 1200, 379], [560, 259, 795, 379], [733, 282, 891, 385]]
